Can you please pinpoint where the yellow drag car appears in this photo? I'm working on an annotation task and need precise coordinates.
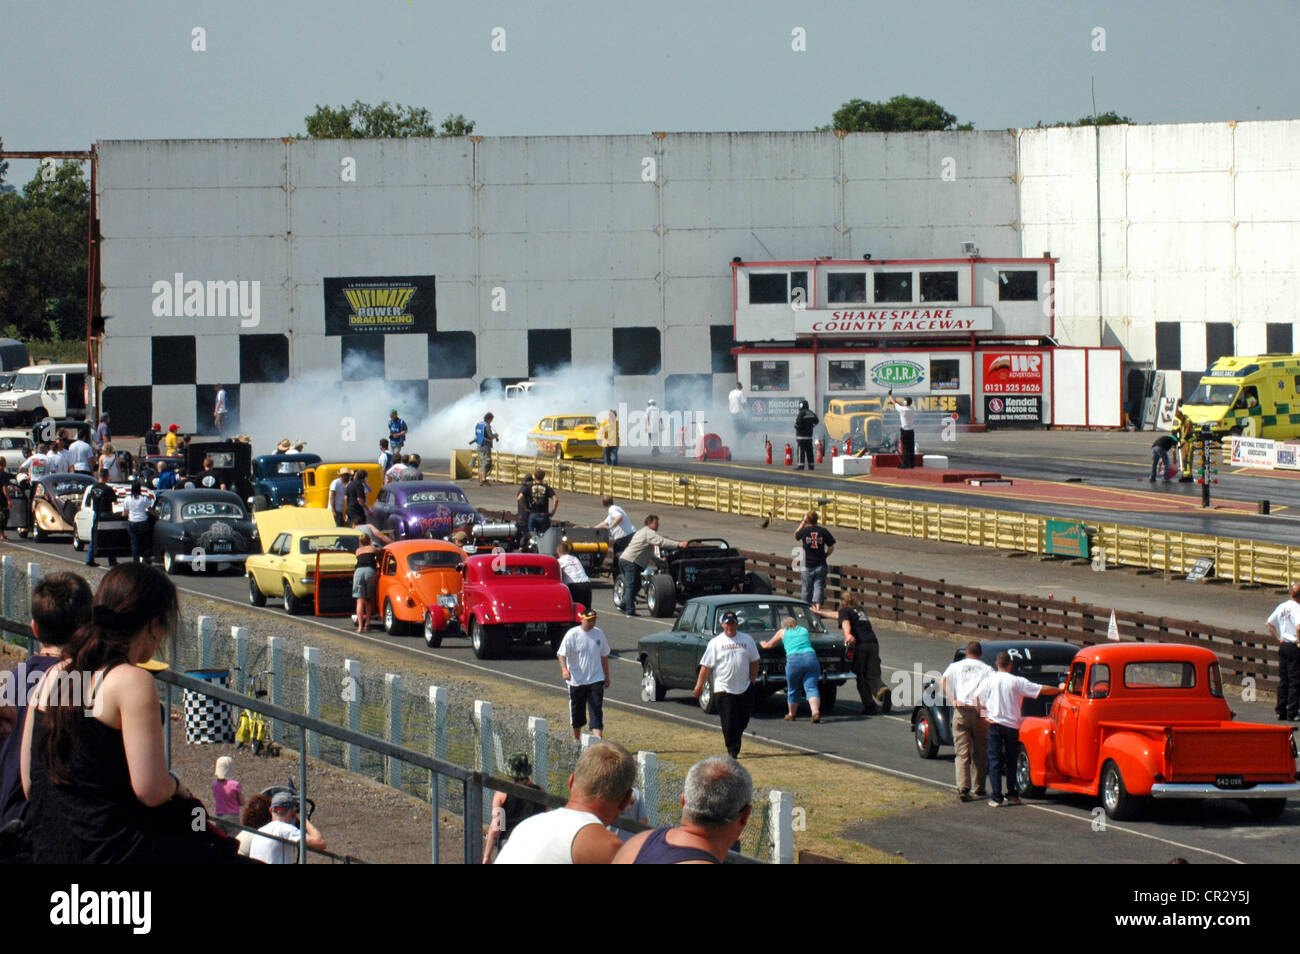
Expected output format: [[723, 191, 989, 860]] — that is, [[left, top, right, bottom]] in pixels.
[[526, 414, 603, 460], [822, 398, 885, 449], [245, 507, 366, 615], [300, 462, 384, 510]]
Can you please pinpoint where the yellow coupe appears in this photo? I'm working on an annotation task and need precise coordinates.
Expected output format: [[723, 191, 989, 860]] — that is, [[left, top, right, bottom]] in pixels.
[[246, 507, 366, 615], [526, 415, 602, 460], [822, 398, 885, 449]]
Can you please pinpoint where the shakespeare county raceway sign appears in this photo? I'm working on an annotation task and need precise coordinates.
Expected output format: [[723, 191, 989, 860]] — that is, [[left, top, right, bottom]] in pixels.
[[324, 276, 437, 335], [796, 306, 992, 337]]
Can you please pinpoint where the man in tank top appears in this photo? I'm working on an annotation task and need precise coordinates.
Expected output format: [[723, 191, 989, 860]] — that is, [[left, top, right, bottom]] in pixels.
[[613, 756, 753, 865]]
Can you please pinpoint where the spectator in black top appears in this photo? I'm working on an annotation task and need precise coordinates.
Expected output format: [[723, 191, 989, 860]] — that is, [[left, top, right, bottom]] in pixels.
[[515, 473, 534, 546], [482, 752, 546, 864], [0, 457, 11, 541], [793, 401, 819, 471], [345, 469, 370, 525], [85, 471, 119, 568], [518, 468, 558, 537], [817, 593, 891, 715], [794, 510, 835, 610], [1150, 433, 1177, 482]]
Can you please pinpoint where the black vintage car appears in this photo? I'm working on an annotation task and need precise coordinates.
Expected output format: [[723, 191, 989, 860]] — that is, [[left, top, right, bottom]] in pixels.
[[185, 442, 254, 504], [612, 537, 771, 618], [910, 640, 1079, 759], [150, 489, 257, 575]]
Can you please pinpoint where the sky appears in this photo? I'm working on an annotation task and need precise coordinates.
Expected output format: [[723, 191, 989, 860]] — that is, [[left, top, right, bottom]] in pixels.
[[2, 0, 1298, 181]]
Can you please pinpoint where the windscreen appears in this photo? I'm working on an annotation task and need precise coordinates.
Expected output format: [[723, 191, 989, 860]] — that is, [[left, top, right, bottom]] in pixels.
[[299, 535, 361, 554], [1183, 383, 1238, 406]]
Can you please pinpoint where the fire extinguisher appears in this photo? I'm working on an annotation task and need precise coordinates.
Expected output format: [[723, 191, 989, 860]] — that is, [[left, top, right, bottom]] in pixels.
[[831, 443, 839, 459], [816, 439, 824, 463], [845, 436, 853, 455], [784, 443, 793, 467], [764, 436, 773, 465]]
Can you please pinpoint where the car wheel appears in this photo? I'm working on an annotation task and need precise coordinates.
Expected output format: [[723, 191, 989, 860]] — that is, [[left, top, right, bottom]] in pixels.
[[818, 682, 837, 712], [383, 599, 404, 635], [1016, 744, 1045, 798], [641, 660, 668, 702], [913, 710, 939, 759], [745, 571, 772, 595], [1100, 760, 1144, 820], [1247, 798, 1287, 821], [423, 611, 443, 648], [698, 676, 718, 715], [162, 550, 178, 575], [282, 582, 304, 616], [612, 574, 627, 610], [32, 522, 45, 543], [252, 495, 270, 512], [17, 526, 28, 539], [248, 575, 266, 607], [470, 618, 494, 660], [72, 533, 84, 552], [647, 574, 676, 618]]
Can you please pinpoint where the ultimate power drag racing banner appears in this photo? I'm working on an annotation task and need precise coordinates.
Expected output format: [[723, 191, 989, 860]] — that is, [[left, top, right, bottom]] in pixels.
[[324, 275, 437, 335]]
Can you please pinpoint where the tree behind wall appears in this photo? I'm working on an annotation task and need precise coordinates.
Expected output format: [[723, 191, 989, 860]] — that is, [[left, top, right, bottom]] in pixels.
[[0, 161, 89, 343], [301, 101, 476, 138], [821, 95, 975, 132]]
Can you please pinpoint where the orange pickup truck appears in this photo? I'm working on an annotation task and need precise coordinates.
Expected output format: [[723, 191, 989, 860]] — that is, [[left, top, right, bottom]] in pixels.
[[1016, 643, 1300, 820]]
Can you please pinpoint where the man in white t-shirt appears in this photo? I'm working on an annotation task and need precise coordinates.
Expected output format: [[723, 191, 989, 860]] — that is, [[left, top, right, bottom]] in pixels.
[[1266, 582, 1300, 721], [250, 792, 326, 864], [66, 435, 94, 471], [19, 445, 50, 480], [694, 611, 761, 758], [594, 495, 636, 565], [494, 742, 634, 864], [886, 390, 917, 468], [975, 651, 1060, 807], [728, 382, 747, 437], [327, 467, 351, 526], [555, 542, 592, 613], [385, 456, 411, 483], [557, 609, 611, 741], [940, 641, 992, 801]]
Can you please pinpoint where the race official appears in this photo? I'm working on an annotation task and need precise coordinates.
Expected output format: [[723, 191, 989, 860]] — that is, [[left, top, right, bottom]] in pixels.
[[1266, 583, 1300, 721], [976, 652, 1058, 807], [941, 641, 992, 801], [617, 514, 686, 618], [886, 391, 917, 468], [793, 400, 818, 470], [557, 609, 611, 741], [694, 611, 760, 758]]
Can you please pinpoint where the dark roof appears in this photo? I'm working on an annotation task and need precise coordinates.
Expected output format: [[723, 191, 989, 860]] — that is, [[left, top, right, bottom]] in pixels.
[[691, 594, 809, 608]]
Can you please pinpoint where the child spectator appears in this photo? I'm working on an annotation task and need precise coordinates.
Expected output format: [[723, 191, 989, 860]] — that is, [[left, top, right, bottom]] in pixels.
[[212, 756, 244, 823]]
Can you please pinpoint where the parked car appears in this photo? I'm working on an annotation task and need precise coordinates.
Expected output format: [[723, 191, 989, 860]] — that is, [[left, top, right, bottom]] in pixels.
[[247, 452, 322, 511], [637, 594, 853, 713], [148, 489, 256, 575], [0, 364, 87, 426], [0, 428, 34, 469], [374, 539, 467, 644], [1017, 643, 1300, 820], [612, 537, 770, 618], [821, 397, 889, 450], [911, 640, 1079, 759], [13, 472, 94, 541], [245, 507, 365, 615], [455, 552, 584, 660], [526, 414, 602, 460], [369, 482, 481, 540], [299, 461, 379, 511], [72, 484, 156, 556], [185, 442, 253, 503]]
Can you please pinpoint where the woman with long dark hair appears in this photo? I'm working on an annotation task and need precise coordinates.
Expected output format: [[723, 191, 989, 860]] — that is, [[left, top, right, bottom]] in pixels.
[[20, 563, 235, 862]]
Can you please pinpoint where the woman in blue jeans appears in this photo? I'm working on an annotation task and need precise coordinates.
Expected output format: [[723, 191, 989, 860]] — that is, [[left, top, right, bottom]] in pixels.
[[761, 615, 822, 723]]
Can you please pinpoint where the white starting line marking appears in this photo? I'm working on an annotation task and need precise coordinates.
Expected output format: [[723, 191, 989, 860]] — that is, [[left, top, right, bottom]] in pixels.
[[0, 540, 1251, 864]]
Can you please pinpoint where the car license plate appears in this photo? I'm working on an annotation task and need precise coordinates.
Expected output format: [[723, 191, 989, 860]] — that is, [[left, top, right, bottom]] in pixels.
[[526, 622, 547, 635], [212, 541, 232, 553], [1215, 775, 1245, 788]]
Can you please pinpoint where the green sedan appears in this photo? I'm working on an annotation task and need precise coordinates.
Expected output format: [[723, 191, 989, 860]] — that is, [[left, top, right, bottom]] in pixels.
[[637, 594, 852, 714]]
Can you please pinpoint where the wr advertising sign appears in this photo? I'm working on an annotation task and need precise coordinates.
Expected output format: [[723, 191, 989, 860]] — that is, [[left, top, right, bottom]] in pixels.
[[984, 395, 1042, 428], [324, 276, 437, 335], [982, 353, 1043, 394]]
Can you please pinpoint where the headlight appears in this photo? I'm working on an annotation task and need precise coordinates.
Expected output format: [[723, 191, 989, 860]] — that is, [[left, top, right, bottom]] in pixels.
[[437, 594, 458, 608]]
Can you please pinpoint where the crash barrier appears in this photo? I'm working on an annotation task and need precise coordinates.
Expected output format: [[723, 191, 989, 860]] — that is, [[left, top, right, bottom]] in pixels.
[[0, 560, 786, 863], [737, 550, 1280, 693], [475, 452, 1300, 588]]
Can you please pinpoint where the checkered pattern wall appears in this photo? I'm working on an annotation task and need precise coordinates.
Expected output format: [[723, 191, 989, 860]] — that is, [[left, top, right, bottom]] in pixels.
[[1154, 321, 1297, 399]]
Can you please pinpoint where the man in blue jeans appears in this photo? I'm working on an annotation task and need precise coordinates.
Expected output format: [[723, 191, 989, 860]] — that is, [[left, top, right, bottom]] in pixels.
[[518, 468, 557, 537], [793, 510, 835, 610], [975, 651, 1059, 807], [615, 514, 687, 617], [84, 472, 118, 568]]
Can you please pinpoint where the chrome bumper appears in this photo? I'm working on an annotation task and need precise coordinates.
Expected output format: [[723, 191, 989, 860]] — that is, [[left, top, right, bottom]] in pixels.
[[1149, 782, 1300, 800], [174, 552, 248, 565]]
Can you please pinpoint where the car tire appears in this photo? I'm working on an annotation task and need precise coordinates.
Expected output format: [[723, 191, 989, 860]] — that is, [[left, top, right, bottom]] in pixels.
[[72, 534, 85, 552], [1016, 744, 1045, 798], [162, 550, 178, 575], [17, 526, 28, 539], [1100, 759, 1144, 820], [745, 571, 772, 595], [647, 574, 676, 618], [470, 618, 495, 660], [1247, 798, 1287, 821], [282, 581, 305, 616], [698, 676, 718, 715], [641, 660, 668, 702], [423, 611, 444, 648], [252, 495, 270, 512], [612, 574, 627, 610], [383, 599, 406, 636], [32, 522, 45, 542], [248, 575, 266, 607], [913, 709, 939, 759], [818, 682, 837, 712]]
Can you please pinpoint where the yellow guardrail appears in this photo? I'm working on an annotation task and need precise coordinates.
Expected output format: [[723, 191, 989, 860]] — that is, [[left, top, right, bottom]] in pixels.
[[466, 452, 1295, 587]]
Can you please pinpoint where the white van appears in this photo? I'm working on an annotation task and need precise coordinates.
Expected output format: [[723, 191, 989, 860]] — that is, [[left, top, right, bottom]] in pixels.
[[0, 363, 88, 425]]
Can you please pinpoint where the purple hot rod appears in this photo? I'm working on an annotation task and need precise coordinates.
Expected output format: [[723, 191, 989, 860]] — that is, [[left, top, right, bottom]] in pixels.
[[370, 482, 482, 540]]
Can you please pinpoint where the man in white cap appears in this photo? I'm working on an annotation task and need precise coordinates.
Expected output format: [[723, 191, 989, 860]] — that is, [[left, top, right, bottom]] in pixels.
[[250, 791, 326, 864], [558, 609, 611, 741]]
